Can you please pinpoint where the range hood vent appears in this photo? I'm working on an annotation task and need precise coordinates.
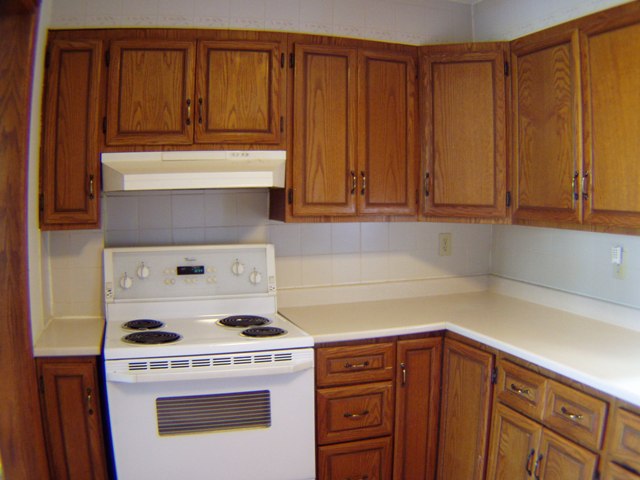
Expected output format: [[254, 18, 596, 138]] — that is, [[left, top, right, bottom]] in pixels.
[[101, 151, 286, 192]]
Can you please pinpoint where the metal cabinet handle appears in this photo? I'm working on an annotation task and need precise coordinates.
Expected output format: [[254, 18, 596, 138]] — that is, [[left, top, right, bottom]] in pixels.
[[186, 99, 192, 125], [360, 171, 366, 195], [525, 449, 535, 475], [88, 175, 95, 200], [572, 171, 579, 202], [560, 406, 583, 421], [424, 172, 430, 197], [198, 97, 203, 124], [582, 171, 589, 200], [344, 361, 369, 369], [87, 387, 94, 415], [400, 362, 407, 386], [534, 454, 543, 480], [350, 171, 357, 195], [344, 410, 369, 419], [510, 383, 530, 396]]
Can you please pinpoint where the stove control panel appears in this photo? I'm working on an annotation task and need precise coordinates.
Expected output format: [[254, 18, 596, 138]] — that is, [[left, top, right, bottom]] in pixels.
[[104, 245, 276, 302]]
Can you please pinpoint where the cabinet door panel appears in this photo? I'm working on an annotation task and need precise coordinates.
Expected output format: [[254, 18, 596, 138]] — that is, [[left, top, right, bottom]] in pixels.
[[318, 436, 392, 480], [40, 39, 102, 229], [292, 44, 357, 216], [422, 46, 507, 218], [437, 338, 494, 480], [486, 404, 541, 480], [393, 337, 441, 480], [196, 40, 283, 144], [358, 50, 417, 215], [107, 40, 195, 145], [537, 429, 597, 480], [511, 30, 582, 224], [582, 18, 640, 228]]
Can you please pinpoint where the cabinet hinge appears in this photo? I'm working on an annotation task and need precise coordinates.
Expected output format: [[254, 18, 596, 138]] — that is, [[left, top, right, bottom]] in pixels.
[[504, 61, 510, 76], [506, 191, 511, 208], [102, 116, 107, 135], [288, 188, 293, 205], [280, 52, 285, 68], [105, 49, 110, 67], [44, 49, 51, 69], [491, 367, 498, 385], [289, 52, 295, 69]]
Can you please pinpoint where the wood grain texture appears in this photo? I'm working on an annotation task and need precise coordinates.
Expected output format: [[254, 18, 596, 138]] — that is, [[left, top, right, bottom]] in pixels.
[[601, 461, 640, 480], [37, 358, 109, 480], [107, 39, 195, 145], [393, 337, 441, 480], [316, 342, 395, 387], [437, 338, 494, 480], [538, 429, 597, 480], [358, 49, 418, 216], [0, 11, 51, 480], [607, 408, 640, 473], [496, 360, 548, 421], [40, 38, 102, 229], [486, 404, 541, 480], [421, 44, 507, 219], [512, 30, 582, 224], [318, 436, 392, 480]]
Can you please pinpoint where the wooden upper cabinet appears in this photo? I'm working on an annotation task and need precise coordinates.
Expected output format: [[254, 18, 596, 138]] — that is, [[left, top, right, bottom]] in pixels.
[[195, 39, 283, 144], [40, 38, 103, 229], [106, 39, 195, 145], [511, 29, 582, 224], [292, 43, 358, 216], [421, 43, 508, 219], [357, 49, 418, 216], [581, 10, 640, 229]]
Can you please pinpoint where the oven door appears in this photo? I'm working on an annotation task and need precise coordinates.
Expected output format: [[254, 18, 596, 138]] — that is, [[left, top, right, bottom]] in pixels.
[[104, 348, 315, 480]]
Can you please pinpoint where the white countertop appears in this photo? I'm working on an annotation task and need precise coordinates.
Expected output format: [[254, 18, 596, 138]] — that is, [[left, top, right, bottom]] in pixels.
[[34, 318, 104, 356], [279, 291, 640, 407]]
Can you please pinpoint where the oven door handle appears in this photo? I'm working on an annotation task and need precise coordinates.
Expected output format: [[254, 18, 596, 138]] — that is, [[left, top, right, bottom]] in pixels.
[[105, 359, 314, 384]]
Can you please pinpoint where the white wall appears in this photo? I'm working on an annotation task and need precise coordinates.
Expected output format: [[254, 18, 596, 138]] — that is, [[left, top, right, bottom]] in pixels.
[[475, 0, 640, 310]]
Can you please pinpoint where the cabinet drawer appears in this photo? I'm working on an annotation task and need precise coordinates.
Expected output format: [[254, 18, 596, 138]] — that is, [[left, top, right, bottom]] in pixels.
[[602, 462, 640, 480], [316, 342, 395, 387], [608, 408, 640, 473], [497, 360, 547, 421], [543, 380, 607, 450], [317, 382, 394, 445], [318, 436, 392, 480]]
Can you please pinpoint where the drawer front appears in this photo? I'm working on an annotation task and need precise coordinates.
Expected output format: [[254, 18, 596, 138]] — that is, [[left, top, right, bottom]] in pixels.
[[318, 436, 392, 480], [602, 462, 640, 480], [316, 342, 395, 387], [609, 408, 640, 473], [497, 360, 547, 420], [543, 380, 607, 450], [317, 382, 394, 445]]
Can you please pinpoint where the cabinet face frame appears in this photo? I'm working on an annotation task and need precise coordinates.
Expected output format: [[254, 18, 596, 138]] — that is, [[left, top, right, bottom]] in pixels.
[[40, 38, 103, 229], [511, 29, 583, 225], [421, 44, 508, 219]]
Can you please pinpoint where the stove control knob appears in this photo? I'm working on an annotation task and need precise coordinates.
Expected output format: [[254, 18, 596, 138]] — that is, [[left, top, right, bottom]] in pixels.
[[119, 273, 133, 290], [249, 269, 262, 285], [136, 263, 150, 279], [231, 259, 244, 276]]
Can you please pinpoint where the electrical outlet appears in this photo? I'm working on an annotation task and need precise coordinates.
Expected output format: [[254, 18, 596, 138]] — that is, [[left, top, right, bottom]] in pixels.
[[439, 233, 452, 256]]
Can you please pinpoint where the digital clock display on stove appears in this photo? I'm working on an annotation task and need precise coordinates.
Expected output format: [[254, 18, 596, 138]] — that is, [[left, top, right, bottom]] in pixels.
[[177, 265, 205, 275]]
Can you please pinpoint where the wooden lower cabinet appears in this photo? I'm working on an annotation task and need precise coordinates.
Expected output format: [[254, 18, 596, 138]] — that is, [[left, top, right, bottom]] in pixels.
[[36, 357, 109, 480], [437, 338, 495, 480], [602, 462, 640, 480], [319, 436, 393, 480]]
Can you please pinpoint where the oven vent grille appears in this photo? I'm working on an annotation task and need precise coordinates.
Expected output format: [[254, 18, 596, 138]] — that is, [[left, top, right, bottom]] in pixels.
[[156, 390, 271, 436], [126, 351, 295, 372]]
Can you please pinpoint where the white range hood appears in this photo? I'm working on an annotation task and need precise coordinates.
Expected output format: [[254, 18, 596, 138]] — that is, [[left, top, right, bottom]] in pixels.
[[101, 150, 286, 192]]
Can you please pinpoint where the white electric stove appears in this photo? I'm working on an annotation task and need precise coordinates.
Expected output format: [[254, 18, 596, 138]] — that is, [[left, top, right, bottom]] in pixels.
[[102, 244, 315, 480]]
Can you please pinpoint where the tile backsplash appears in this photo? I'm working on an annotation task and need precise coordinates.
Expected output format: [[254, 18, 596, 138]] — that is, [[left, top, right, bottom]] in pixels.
[[44, 190, 492, 318]]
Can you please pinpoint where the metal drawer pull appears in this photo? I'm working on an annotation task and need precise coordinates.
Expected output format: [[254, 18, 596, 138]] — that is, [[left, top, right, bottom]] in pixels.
[[87, 387, 94, 415], [198, 97, 203, 124], [351, 171, 357, 195], [360, 171, 366, 195], [560, 406, 583, 421], [344, 361, 369, 369], [582, 171, 589, 200], [344, 410, 369, 419], [510, 383, 530, 396], [424, 172, 430, 197], [186, 98, 192, 125], [88, 175, 95, 200], [572, 171, 579, 202], [400, 362, 407, 386], [534, 454, 543, 480], [525, 449, 535, 475]]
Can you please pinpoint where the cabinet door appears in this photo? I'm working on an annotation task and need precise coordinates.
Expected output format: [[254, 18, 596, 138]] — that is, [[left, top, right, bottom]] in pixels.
[[393, 337, 442, 480], [357, 49, 418, 216], [511, 30, 582, 224], [106, 39, 195, 145], [602, 462, 640, 480], [581, 14, 640, 228], [536, 429, 597, 480], [195, 39, 284, 145], [318, 436, 392, 480], [437, 338, 494, 480], [40, 38, 102, 229], [421, 44, 507, 219], [486, 403, 541, 480], [292, 44, 358, 216], [37, 358, 108, 480]]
